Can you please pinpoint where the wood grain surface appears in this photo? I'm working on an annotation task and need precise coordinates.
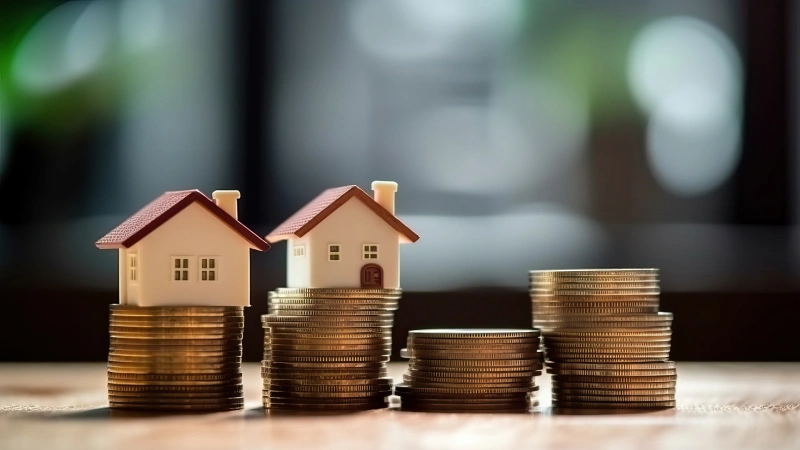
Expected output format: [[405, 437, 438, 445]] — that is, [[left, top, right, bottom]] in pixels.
[[0, 362, 798, 450]]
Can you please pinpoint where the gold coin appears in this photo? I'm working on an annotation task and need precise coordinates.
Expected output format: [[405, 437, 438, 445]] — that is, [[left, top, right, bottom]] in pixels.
[[549, 369, 677, 377], [267, 376, 392, 385], [393, 383, 531, 394], [408, 329, 540, 339], [263, 314, 394, 322], [529, 281, 659, 290], [407, 337, 540, 346], [547, 361, 675, 370], [544, 328, 671, 337], [110, 341, 241, 350], [268, 361, 386, 369], [108, 382, 242, 391], [534, 306, 659, 315], [271, 287, 402, 298], [262, 322, 393, 330], [109, 305, 243, 314], [270, 343, 391, 351], [553, 387, 675, 396], [545, 336, 671, 344], [263, 399, 387, 408], [263, 370, 388, 380], [107, 371, 239, 381], [107, 363, 241, 373], [410, 358, 541, 368], [269, 306, 397, 314], [110, 401, 244, 411], [268, 355, 389, 363], [545, 341, 670, 349], [108, 394, 243, 404], [110, 313, 243, 321], [405, 370, 538, 381], [108, 386, 243, 396], [553, 393, 675, 402], [108, 354, 241, 363], [268, 350, 391, 358], [110, 336, 242, 344], [269, 297, 399, 306], [536, 322, 672, 330], [551, 375, 677, 383], [403, 350, 540, 360], [110, 349, 242, 358], [530, 288, 661, 296], [529, 269, 658, 277], [552, 401, 675, 409], [269, 337, 392, 346], [552, 381, 676, 390], [263, 387, 392, 403], [402, 380, 535, 389], [532, 298, 659, 306], [265, 383, 391, 393], [405, 344, 537, 352], [546, 346, 671, 355], [537, 312, 672, 322], [109, 327, 243, 336], [407, 365, 542, 374], [267, 331, 392, 340]]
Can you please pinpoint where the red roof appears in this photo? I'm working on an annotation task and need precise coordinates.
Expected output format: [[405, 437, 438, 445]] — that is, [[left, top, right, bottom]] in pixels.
[[96, 190, 270, 251], [266, 185, 419, 243]]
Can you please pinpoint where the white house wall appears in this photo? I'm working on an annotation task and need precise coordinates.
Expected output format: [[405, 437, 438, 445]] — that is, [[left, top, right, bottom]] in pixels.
[[134, 202, 252, 306], [294, 198, 400, 289], [286, 235, 312, 288], [122, 244, 142, 305], [118, 249, 127, 304]]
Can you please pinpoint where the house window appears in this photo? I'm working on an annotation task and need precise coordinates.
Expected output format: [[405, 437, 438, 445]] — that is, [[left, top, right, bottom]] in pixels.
[[172, 257, 190, 281], [129, 254, 138, 283], [293, 245, 305, 257], [328, 244, 341, 261], [200, 257, 218, 281], [362, 244, 379, 260]]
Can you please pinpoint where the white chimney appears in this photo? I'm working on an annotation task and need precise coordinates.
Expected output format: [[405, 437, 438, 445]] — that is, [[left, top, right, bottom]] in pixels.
[[212, 190, 240, 220], [371, 181, 397, 215]]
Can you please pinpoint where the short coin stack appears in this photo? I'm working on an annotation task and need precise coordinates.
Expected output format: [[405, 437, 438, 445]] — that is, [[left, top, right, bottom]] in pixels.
[[529, 269, 676, 409], [108, 305, 244, 411], [396, 329, 543, 412], [261, 288, 400, 411]]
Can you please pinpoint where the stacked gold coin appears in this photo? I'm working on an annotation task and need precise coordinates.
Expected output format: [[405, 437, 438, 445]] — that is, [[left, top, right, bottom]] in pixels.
[[396, 329, 543, 412], [107, 305, 244, 411], [261, 288, 399, 411], [529, 269, 676, 409]]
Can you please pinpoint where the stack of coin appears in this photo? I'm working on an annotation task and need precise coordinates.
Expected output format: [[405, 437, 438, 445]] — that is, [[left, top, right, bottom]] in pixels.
[[261, 288, 399, 411], [529, 269, 676, 409], [396, 329, 543, 412], [108, 305, 244, 411]]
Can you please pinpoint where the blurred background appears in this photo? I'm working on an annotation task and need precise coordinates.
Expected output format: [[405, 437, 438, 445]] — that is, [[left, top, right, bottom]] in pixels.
[[0, 0, 797, 362]]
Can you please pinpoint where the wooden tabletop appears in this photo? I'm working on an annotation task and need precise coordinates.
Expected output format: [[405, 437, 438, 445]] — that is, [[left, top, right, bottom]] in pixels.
[[0, 362, 798, 450]]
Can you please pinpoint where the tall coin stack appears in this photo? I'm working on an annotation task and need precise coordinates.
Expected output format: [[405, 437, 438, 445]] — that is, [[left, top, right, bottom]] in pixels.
[[108, 305, 245, 411], [396, 329, 543, 412], [261, 288, 400, 411], [529, 269, 676, 409]]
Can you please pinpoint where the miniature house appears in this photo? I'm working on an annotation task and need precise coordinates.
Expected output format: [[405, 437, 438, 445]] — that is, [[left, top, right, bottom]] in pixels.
[[266, 181, 419, 289], [96, 190, 269, 306]]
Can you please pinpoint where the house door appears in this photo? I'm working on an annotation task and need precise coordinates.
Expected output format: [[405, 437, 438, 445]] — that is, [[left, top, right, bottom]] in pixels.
[[360, 264, 383, 288]]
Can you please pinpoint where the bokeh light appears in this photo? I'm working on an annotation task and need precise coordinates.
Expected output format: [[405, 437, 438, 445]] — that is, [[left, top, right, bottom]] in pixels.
[[647, 91, 742, 196], [12, 1, 114, 94], [349, 0, 524, 63], [120, 0, 165, 53], [627, 16, 742, 196]]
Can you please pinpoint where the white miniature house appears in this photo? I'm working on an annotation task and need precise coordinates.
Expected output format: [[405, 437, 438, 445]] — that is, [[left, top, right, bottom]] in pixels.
[[96, 190, 270, 306], [266, 181, 419, 289]]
